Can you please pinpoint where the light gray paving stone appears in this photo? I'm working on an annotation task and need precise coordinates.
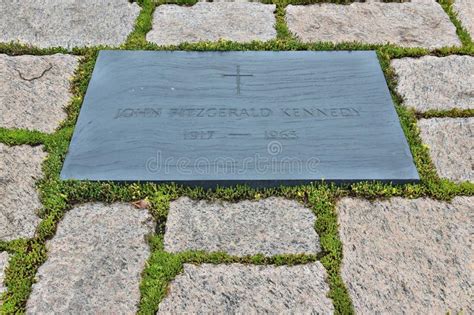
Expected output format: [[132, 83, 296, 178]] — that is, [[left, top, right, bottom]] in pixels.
[[454, 0, 474, 37], [285, 2, 461, 49], [0, 252, 9, 297], [158, 263, 334, 314], [146, 2, 276, 45], [337, 197, 473, 314], [418, 118, 473, 182], [164, 197, 320, 256], [0, 54, 79, 133], [0, 0, 140, 48], [0, 144, 45, 241], [26, 203, 154, 314], [391, 56, 474, 111]]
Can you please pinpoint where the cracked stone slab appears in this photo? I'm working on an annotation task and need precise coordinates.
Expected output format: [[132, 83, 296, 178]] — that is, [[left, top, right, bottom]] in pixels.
[[146, 2, 276, 45], [418, 118, 473, 182], [286, 2, 460, 49], [0, 54, 79, 133], [0, 0, 140, 48], [0, 252, 9, 297], [164, 197, 320, 256], [391, 56, 474, 111], [0, 144, 45, 241], [26, 203, 154, 314], [158, 263, 334, 314], [454, 0, 474, 38], [337, 197, 473, 314]]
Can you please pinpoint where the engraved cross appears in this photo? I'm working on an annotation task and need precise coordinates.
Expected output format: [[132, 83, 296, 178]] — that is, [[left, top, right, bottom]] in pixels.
[[222, 65, 253, 95]]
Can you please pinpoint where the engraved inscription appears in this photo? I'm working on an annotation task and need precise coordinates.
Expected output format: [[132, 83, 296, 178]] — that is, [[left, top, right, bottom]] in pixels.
[[265, 129, 298, 140], [222, 65, 253, 95], [170, 107, 272, 118], [114, 108, 162, 119], [280, 107, 360, 118], [184, 130, 215, 140], [113, 107, 361, 120], [228, 133, 251, 137]]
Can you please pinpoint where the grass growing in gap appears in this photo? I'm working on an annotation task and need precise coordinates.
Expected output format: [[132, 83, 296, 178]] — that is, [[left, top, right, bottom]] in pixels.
[[438, 0, 473, 49], [1, 0, 473, 313], [416, 108, 474, 119]]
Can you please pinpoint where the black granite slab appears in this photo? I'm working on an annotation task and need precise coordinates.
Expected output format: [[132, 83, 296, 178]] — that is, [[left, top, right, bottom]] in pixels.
[[61, 50, 419, 187]]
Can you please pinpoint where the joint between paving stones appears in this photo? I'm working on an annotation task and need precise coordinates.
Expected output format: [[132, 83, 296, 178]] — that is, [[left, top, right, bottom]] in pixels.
[[1, 0, 473, 53], [137, 190, 354, 314], [438, 0, 473, 48], [416, 108, 474, 119], [0, 47, 474, 315]]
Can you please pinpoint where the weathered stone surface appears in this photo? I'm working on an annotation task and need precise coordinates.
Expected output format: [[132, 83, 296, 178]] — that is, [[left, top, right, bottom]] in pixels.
[[26, 203, 154, 314], [164, 197, 320, 256], [418, 118, 473, 182], [337, 197, 473, 314], [0, 252, 9, 296], [0, 0, 140, 48], [158, 263, 334, 314], [0, 144, 45, 241], [286, 2, 460, 48], [0, 54, 79, 133], [146, 3, 276, 45], [391, 56, 474, 111], [454, 0, 474, 38]]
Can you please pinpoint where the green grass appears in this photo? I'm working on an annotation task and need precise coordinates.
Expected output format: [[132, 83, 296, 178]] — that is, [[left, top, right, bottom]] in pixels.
[[1, 0, 473, 313], [438, 0, 473, 49], [416, 108, 474, 119]]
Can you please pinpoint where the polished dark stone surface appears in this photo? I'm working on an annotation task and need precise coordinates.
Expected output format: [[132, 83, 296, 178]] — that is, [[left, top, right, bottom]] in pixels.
[[61, 50, 419, 187]]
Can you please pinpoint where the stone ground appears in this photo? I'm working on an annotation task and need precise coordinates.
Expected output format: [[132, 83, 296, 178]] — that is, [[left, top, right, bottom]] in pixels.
[[286, 1, 460, 48], [418, 118, 473, 182], [0, 144, 45, 241], [26, 203, 153, 314], [158, 263, 334, 314], [0, 0, 472, 314], [164, 197, 320, 256], [337, 197, 473, 314], [0, 54, 79, 133]]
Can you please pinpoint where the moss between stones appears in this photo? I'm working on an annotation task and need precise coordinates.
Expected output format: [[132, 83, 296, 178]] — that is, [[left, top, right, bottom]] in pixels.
[[438, 0, 473, 49], [416, 108, 474, 119], [0, 0, 473, 313]]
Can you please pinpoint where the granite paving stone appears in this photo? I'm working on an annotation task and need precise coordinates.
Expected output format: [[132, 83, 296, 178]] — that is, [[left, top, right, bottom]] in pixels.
[[26, 203, 154, 314], [0, 252, 9, 297], [164, 197, 320, 256], [418, 118, 473, 182], [0, 144, 45, 241], [337, 197, 473, 314], [453, 0, 474, 37], [158, 263, 334, 314], [0, 54, 79, 133], [0, 0, 140, 48], [391, 56, 474, 111], [285, 1, 460, 49], [146, 2, 276, 45]]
